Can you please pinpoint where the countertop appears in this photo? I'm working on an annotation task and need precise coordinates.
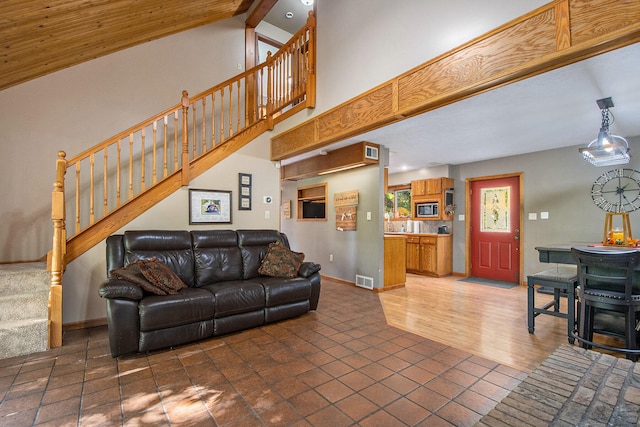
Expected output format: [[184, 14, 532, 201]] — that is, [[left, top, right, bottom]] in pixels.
[[384, 232, 451, 237]]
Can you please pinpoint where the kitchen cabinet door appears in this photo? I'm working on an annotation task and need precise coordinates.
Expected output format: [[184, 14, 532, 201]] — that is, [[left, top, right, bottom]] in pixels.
[[406, 237, 421, 271]]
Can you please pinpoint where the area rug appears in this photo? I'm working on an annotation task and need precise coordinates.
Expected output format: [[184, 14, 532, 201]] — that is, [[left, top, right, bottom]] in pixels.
[[478, 344, 640, 426], [458, 276, 518, 289]]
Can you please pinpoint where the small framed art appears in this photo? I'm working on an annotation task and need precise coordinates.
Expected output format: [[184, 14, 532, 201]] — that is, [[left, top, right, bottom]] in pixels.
[[239, 173, 252, 211], [189, 189, 232, 224]]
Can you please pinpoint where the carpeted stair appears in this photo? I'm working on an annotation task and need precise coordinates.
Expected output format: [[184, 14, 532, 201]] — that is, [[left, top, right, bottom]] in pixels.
[[0, 262, 50, 359]]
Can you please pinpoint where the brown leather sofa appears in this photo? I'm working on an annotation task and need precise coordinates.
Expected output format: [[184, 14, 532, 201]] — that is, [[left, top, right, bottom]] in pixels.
[[98, 229, 321, 357]]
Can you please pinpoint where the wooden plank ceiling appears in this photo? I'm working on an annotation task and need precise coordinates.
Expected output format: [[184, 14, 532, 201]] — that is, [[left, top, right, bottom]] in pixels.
[[0, 0, 254, 92]]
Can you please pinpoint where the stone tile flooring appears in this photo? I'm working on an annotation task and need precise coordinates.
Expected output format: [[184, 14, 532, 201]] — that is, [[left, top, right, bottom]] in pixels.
[[479, 344, 640, 427], [0, 279, 527, 426]]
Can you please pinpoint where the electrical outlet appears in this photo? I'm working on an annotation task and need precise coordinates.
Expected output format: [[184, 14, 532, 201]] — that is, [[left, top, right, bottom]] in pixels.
[[264, 210, 270, 219], [329, 254, 334, 262]]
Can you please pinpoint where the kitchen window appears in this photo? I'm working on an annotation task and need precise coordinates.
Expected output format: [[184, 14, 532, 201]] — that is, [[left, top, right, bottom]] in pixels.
[[385, 185, 411, 218]]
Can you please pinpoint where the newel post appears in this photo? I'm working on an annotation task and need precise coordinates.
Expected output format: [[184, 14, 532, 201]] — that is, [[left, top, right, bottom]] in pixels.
[[305, 11, 316, 108], [180, 91, 190, 185], [49, 150, 67, 348]]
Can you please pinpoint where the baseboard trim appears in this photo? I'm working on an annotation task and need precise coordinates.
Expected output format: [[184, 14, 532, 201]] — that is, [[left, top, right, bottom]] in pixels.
[[63, 317, 107, 331]]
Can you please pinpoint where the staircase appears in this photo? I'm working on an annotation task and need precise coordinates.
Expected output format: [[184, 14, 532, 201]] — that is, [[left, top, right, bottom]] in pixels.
[[0, 262, 50, 359]]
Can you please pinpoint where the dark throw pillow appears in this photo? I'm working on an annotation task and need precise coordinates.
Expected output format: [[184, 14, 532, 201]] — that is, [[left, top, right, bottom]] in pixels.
[[110, 263, 168, 296], [136, 259, 188, 294], [258, 241, 305, 278]]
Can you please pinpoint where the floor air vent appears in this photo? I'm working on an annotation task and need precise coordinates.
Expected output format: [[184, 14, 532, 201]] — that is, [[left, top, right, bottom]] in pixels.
[[355, 275, 374, 290]]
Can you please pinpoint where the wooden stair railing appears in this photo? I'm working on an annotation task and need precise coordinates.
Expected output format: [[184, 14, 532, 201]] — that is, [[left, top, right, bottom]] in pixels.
[[46, 12, 316, 348]]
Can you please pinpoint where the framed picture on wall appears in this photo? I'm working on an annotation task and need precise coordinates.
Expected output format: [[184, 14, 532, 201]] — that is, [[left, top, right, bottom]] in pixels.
[[189, 189, 232, 224], [239, 173, 252, 211]]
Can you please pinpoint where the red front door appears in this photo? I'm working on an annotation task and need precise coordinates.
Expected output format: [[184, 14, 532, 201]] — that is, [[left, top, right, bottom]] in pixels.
[[470, 175, 521, 283]]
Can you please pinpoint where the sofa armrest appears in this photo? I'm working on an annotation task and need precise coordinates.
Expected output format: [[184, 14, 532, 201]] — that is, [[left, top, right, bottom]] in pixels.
[[298, 262, 321, 278], [98, 279, 144, 300]]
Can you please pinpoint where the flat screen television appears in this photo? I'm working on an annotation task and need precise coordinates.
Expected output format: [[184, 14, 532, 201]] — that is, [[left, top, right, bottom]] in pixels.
[[302, 201, 325, 219]]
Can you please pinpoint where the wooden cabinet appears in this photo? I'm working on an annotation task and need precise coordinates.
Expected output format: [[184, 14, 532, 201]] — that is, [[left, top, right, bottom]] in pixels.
[[406, 236, 421, 271], [406, 234, 452, 277], [411, 177, 454, 220], [384, 235, 406, 289], [411, 177, 452, 199]]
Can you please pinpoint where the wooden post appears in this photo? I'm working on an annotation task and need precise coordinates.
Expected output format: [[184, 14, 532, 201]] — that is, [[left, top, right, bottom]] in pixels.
[[181, 90, 190, 185], [305, 11, 316, 108], [49, 150, 67, 348]]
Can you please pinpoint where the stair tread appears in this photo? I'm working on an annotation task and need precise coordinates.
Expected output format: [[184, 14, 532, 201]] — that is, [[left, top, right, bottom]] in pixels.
[[0, 318, 48, 328], [0, 262, 49, 296]]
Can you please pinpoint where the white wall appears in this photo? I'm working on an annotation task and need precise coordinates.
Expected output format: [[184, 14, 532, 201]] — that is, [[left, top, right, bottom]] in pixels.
[[0, 16, 247, 262], [281, 164, 385, 288]]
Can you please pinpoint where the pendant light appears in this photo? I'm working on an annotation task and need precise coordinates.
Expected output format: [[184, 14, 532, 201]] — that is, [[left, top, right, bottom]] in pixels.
[[579, 97, 630, 167]]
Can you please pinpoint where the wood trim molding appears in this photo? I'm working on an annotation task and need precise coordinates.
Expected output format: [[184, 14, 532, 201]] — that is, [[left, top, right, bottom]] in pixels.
[[271, 0, 640, 161]]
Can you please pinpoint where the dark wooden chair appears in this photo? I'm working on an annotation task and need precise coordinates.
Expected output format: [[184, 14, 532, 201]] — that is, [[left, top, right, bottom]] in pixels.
[[571, 247, 640, 361], [527, 266, 578, 343]]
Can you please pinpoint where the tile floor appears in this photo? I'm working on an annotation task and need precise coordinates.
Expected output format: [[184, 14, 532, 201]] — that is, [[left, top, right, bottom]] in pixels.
[[0, 279, 527, 426]]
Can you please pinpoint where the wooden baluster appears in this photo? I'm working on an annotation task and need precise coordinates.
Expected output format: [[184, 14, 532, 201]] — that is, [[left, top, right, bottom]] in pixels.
[[173, 111, 179, 171], [163, 116, 168, 177], [75, 162, 80, 233], [128, 134, 134, 199], [89, 153, 95, 224], [103, 147, 108, 216], [266, 52, 273, 129], [201, 97, 206, 153], [220, 88, 225, 142], [140, 128, 145, 191], [152, 121, 157, 184], [211, 92, 216, 148], [237, 79, 242, 131], [116, 139, 121, 206], [229, 83, 233, 137], [181, 90, 190, 185], [191, 100, 197, 155]]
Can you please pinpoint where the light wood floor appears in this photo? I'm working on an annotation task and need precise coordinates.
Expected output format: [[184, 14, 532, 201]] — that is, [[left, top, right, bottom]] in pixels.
[[378, 274, 574, 373]]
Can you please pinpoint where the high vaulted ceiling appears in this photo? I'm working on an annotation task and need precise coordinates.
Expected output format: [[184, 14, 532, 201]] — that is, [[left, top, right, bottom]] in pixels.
[[0, 0, 254, 91]]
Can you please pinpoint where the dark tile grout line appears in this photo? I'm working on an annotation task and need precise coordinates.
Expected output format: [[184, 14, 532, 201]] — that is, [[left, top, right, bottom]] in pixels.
[[1, 280, 528, 426]]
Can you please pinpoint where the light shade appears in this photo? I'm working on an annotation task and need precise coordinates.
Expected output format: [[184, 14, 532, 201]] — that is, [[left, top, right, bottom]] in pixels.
[[579, 97, 630, 166], [579, 135, 630, 166]]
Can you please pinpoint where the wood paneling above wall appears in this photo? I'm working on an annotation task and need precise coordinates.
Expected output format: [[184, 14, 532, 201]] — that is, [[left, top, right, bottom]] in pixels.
[[271, 0, 640, 161], [0, 0, 254, 91]]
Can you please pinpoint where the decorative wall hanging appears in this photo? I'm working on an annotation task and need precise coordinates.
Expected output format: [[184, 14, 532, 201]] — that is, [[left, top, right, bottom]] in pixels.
[[189, 189, 232, 224], [480, 186, 509, 232], [238, 173, 252, 211], [334, 190, 358, 231], [282, 200, 291, 219]]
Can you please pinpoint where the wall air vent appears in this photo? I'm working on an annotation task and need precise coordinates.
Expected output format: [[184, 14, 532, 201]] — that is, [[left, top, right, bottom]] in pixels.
[[365, 145, 379, 160], [355, 274, 374, 290]]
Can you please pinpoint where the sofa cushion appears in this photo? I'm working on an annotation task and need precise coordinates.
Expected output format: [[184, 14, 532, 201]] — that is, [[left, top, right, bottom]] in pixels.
[[192, 230, 243, 286], [237, 229, 287, 279], [123, 230, 195, 287], [258, 241, 305, 278], [138, 288, 215, 331], [258, 277, 311, 307], [137, 259, 188, 293], [110, 263, 168, 295], [201, 281, 266, 318]]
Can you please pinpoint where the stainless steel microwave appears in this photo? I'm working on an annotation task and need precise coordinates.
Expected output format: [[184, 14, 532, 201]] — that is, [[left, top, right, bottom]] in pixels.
[[416, 202, 439, 218]]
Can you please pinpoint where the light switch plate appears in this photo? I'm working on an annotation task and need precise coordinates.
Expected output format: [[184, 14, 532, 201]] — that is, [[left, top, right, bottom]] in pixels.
[[540, 211, 549, 220], [529, 213, 537, 220]]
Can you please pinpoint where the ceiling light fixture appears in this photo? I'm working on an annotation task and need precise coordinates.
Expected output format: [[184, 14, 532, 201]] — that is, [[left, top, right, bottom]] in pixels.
[[300, 0, 314, 6], [579, 97, 630, 167]]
